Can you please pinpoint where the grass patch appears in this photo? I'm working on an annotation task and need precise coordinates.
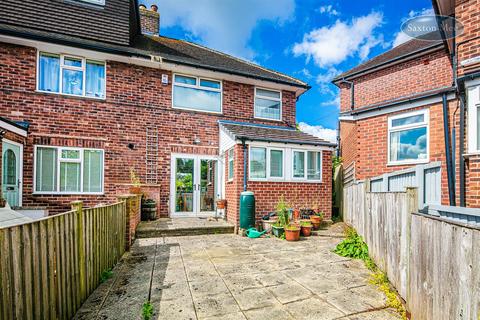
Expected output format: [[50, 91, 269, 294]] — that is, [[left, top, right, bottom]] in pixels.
[[100, 268, 113, 283], [333, 226, 407, 319], [142, 301, 154, 320]]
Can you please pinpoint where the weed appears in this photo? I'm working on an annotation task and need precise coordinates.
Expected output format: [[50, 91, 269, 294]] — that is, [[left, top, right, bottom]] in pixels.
[[100, 268, 113, 283], [142, 301, 154, 320], [370, 270, 407, 319], [333, 227, 369, 260]]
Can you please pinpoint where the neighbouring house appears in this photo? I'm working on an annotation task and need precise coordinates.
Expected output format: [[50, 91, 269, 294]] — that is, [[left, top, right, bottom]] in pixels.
[[336, 0, 480, 208], [0, 0, 335, 224]]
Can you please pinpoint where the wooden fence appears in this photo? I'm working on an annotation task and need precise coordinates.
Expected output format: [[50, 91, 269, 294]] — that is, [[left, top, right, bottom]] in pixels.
[[0, 195, 140, 320], [344, 183, 480, 320]]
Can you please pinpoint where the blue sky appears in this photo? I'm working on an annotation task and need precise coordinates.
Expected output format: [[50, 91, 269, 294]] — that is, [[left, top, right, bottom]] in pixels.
[[143, 0, 433, 142]]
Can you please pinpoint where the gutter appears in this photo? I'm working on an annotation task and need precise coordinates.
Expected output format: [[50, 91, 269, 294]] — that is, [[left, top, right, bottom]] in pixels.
[[236, 136, 336, 148]]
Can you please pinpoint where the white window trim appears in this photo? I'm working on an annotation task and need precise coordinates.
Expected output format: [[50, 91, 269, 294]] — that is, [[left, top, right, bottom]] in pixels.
[[172, 73, 223, 114], [33, 145, 105, 195], [467, 83, 480, 154], [36, 51, 107, 100], [79, 0, 105, 5], [387, 109, 430, 166], [248, 146, 286, 181], [227, 148, 234, 182], [291, 149, 323, 182], [254, 87, 282, 121]]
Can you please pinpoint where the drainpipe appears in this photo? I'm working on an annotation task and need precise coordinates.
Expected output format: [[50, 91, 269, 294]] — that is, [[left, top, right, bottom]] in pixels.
[[340, 79, 354, 110], [459, 94, 466, 206], [242, 139, 247, 192], [442, 93, 456, 206]]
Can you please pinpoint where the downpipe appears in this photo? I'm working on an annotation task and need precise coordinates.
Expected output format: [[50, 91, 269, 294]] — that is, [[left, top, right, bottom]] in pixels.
[[442, 93, 456, 206]]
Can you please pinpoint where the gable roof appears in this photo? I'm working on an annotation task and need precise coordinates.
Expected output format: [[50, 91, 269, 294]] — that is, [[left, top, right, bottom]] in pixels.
[[219, 121, 336, 147], [333, 32, 445, 83]]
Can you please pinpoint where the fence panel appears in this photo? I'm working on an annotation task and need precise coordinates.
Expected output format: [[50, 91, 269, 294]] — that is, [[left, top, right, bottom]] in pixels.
[[0, 201, 128, 320]]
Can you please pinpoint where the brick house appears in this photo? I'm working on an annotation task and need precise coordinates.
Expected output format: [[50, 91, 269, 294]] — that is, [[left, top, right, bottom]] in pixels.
[[0, 0, 335, 224], [336, 0, 480, 208]]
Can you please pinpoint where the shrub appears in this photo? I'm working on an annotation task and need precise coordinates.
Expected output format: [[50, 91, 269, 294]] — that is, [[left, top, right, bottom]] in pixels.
[[333, 227, 369, 260]]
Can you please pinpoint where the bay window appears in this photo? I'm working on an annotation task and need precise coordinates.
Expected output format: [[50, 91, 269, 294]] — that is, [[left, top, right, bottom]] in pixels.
[[173, 74, 222, 113], [35, 146, 104, 194], [388, 110, 429, 164], [38, 52, 106, 98], [254, 88, 282, 121]]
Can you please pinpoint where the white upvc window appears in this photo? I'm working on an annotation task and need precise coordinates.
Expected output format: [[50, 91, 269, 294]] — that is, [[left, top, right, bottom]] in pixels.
[[248, 147, 285, 180], [467, 84, 480, 153], [37, 52, 106, 99], [79, 0, 105, 5], [388, 109, 429, 165], [227, 148, 234, 181], [292, 150, 322, 181], [34, 146, 104, 194], [172, 74, 222, 113], [254, 87, 282, 121]]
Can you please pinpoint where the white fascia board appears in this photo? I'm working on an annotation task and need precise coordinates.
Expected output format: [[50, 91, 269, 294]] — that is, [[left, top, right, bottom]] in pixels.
[[0, 119, 27, 137], [239, 139, 334, 151], [341, 92, 456, 121], [0, 34, 307, 97]]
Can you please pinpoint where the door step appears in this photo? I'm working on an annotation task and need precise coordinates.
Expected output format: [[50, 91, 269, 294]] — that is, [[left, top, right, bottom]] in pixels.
[[136, 218, 235, 238]]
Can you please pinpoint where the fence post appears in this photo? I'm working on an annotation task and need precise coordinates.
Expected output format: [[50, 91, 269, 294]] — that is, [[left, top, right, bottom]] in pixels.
[[71, 200, 86, 302], [415, 165, 425, 209], [382, 173, 389, 192]]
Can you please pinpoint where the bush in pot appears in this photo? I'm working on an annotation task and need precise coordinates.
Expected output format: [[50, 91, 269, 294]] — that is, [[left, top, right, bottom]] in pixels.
[[310, 212, 324, 230], [285, 224, 300, 241], [272, 196, 290, 238], [300, 221, 313, 237]]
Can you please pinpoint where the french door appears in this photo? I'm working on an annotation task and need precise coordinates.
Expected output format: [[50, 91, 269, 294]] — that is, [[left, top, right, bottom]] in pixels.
[[171, 154, 218, 217]]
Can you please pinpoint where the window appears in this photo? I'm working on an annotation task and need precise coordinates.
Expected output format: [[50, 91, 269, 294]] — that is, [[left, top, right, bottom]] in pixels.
[[249, 147, 284, 180], [79, 0, 105, 5], [467, 84, 480, 153], [293, 150, 322, 181], [38, 52, 106, 98], [173, 74, 222, 113], [254, 88, 282, 121], [35, 146, 104, 194], [388, 110, 429, 164], [228, 148, 234, 181]]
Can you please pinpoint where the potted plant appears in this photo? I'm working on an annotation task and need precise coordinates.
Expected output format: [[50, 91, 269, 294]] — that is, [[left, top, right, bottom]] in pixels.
[[272, 196, 290, 238], [310, 211, 324, 230], [285, 224, 301, 241], [0, 197, 5, 208], [129, 168, 142, 194], [216, 199, 227, 209], [300, 221, 313, 237]]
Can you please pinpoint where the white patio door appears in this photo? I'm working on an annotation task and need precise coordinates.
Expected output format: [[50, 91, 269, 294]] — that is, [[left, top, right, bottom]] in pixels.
[[2, 140, 23, 207], [171, 154, 218, 217]]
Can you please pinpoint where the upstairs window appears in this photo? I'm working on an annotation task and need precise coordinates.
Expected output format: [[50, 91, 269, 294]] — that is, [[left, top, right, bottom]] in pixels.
[[388, 110, 429, 165], [35, 146, 104, 194], [254, 88, 282, 121], [79, 0, 105, 4], [173, 74, 222, 113], [38, 52, 106, 98]]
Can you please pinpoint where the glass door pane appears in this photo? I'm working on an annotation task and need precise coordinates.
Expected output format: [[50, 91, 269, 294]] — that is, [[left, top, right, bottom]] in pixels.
[[175, 158, 194, 213], [200, 159, 217, 212]]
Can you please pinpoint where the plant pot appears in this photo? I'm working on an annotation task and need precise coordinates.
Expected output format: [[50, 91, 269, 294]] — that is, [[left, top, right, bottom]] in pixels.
[[261, 219, 277, 233], [216, 199, 227, 209], [285, 227, 300, 241], [272, 225, 284, 238], [0, 198, 5, 208], [310, 215, 322, 230], [301, 225, 312, 237], [130, 186, 142, 195], [293, 209, 300, 221], [311, 221, 321, 230]]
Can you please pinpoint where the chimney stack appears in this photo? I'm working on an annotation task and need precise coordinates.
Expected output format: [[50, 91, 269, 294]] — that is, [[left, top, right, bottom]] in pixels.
[[139, 4, 160, 36]]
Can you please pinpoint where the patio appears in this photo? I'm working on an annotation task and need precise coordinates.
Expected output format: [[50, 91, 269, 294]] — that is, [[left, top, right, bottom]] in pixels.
[[74, 226, 400, 320]]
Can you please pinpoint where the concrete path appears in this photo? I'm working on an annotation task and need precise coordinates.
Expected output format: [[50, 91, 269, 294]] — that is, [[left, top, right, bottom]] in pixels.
[[74, 231, 400, 320]]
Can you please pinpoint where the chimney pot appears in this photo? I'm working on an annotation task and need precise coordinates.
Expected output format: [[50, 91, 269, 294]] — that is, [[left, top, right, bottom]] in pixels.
[[151, 4, 158, 12]]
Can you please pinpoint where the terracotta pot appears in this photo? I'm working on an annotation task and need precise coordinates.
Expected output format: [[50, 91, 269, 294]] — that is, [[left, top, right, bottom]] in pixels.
[[311, 221, 321, 230], [0, 198, 5, 208], [293, 209, 300, 221], [216, 199, 227, 209], [130, 186, 142, 194], [310, 215, 321, 224], [285, 227, 300, 241], [301, 225, 312, 237]]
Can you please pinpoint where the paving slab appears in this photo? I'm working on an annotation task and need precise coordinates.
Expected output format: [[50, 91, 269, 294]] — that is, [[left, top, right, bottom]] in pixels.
[[74, 225, 401, 320]]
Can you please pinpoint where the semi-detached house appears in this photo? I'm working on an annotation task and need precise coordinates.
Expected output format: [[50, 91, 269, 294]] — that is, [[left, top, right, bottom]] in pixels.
[[336, 0, 480, 209], [0, 0, 335, 224]]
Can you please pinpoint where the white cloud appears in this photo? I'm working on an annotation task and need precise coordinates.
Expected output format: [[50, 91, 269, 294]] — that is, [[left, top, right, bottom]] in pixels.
[[321, 96, 340, 108], [315, 67, 341, 95], [152, 0, 295, 60], [318, 5, 339, 16], [392, 8, 435, 47], [293, 12, 384, 67], [298, 122, 337, 143]]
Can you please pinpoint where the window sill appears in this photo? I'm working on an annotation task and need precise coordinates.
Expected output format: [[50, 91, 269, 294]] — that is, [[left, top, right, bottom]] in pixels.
[[172, 105, 223, 115], [33, 192, 105, 196], [387, 159, 429, 167], [36, 90, 106, 101], [248, 178, 322, 183], [253, 116, 282, 122]]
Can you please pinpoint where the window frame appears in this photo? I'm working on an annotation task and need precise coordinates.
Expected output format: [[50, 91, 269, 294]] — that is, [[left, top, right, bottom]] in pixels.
[[227, 148, 234, 182], [291, 149, 323, 182], [387, 109, 430, 166], [78, 0, 105, 5], [248, 146, 285, 181], [36, 51, 106, 100], [254, 87, 282, 121], [33, 145, 105, 195], [172, 73, 223, 114], [467, 83, 480, 153]]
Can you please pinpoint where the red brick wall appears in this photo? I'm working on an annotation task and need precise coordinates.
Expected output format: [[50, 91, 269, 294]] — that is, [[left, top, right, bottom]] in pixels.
[[455, 0, 480, 77], [339, 49, 452, 113], [0, 42, 298, 215], [224, 145, 333, 227], [339, 121, 357, 169]]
